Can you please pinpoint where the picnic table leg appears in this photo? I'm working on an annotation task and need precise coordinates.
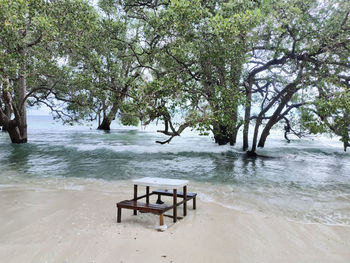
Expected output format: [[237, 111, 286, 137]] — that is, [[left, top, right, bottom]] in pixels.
[[133, 184, 137, 215], [146, 186, 150, 204], [117, 207, 122, 223], [173, 188, 177, 223], [159, 214, 164, 226], [183, 185, 187, 216], [156, 194, 164, 204]]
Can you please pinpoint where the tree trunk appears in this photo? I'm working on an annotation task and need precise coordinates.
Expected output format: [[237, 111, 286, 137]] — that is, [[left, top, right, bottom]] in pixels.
[[249, 81, 299, 153], [0, 120, 5, 131], [17, 69, 28, 142], [343, 113, 350, 152], [97, 118, 112, 130], [97, 101, 119, 130], [213, 124, 238, 145], [250, 118, 262, 154], [0, 78, 27, 143], [1, 91, 12, 132], [258, 84, 297, 148], [243, 87, 252, 151], [7, 122, 27, 143], [0, 117, 27, 143]]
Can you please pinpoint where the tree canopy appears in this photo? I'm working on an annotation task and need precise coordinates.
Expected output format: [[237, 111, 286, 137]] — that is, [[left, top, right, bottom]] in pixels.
[[1, 0, 349, 152]]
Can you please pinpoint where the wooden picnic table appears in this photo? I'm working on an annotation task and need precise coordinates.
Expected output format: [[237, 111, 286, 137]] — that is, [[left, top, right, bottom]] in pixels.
[[116, 177, 197, 229]]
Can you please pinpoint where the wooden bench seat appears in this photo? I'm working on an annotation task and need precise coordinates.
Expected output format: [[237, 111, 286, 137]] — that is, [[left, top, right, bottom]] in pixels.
[[116, 200, 172, 224], [152, 189, 197, 210], [117, 200, 171, 214]]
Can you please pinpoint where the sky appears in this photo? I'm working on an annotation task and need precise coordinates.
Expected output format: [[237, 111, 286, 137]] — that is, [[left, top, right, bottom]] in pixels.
[[27, 105, 51, 116]]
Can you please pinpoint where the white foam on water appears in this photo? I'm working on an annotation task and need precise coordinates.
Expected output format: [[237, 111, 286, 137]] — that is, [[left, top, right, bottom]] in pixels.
[[1, 117, 350, 226], [63, 185, 85, 191]]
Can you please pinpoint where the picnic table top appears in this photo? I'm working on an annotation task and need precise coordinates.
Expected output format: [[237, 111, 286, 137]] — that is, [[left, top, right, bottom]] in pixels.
[[132, 177, 189, 189]]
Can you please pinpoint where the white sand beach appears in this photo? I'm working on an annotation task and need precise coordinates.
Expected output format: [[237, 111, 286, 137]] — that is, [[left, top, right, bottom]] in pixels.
[[0, 179, 349, 263]]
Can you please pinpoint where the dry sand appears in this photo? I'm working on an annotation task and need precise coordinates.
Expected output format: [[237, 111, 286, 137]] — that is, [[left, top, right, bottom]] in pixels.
[[0, 179, 349, 263]]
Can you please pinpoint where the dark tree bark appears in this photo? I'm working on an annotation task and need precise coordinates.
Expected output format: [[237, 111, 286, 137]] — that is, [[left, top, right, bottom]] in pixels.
[[0, 108, 28, 143], [243, 86, 252, 151], [250, 116, 262, 154], [213, 124, 238, 145], [0, 119, 5, 131], [17, 70, 28, 142], [97, 118, 112, 130], [342, 113, 350, 152], [1, 88, 12, 132], [0, 77, 28, 143], [257, 83, 298, 148], [242, 55, 290, 152], [249, 76, 302, 154], [97, 101, 119, 130], [5, 120, 27, 143]]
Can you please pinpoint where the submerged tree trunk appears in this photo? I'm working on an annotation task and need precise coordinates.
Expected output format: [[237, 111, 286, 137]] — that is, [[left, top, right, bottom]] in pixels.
[[0, 120, 5, 131], [0, 76, 28, 143], [0, 91, 12, 132], [258, 83, 297, 148], [17, 70, 28, 142], [343, 113, 350, 152], [243, 87, 252, 151], [213, 124, 238, 145], [97, 101, 119, 130], [0, 116, 27, 143], [7, 121, 27, 143], [97, 118, 112, 130], [250, 117, 262, 154]]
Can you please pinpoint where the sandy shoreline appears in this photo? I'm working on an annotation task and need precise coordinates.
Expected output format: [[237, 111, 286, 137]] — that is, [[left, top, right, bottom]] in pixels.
[[0, 180, 349, 263]]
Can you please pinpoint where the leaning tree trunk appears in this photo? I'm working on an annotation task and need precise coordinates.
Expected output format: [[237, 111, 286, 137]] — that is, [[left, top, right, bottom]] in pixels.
[[97, 101, 119, 130], [258, 84, 297, 148]]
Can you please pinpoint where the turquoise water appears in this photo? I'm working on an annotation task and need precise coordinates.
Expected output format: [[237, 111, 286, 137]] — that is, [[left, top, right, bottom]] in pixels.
[[1, 115, 350, 225]]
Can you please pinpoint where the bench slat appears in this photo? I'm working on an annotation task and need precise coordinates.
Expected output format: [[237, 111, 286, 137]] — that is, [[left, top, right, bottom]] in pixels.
[[117, 200, 171, 214], [152, 190, 197, 198]]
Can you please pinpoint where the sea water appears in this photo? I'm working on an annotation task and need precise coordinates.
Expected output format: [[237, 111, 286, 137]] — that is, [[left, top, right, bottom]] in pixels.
[[0, 115, 349, 225]]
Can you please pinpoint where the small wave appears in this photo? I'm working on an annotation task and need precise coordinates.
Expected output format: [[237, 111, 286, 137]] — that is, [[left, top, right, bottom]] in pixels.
[[2, 121, 350, 227], [63, 185, 85, 191]]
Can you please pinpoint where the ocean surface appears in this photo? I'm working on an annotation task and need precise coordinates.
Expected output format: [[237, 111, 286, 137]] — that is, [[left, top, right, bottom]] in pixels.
[[1, 115, 350, 225]]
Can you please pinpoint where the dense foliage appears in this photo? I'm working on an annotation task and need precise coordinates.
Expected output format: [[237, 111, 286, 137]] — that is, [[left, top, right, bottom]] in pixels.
[[1, 0, 349, 152]]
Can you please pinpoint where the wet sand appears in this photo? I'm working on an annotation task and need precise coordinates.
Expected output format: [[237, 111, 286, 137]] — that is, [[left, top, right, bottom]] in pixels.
[[0, 180, 349, 263]]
